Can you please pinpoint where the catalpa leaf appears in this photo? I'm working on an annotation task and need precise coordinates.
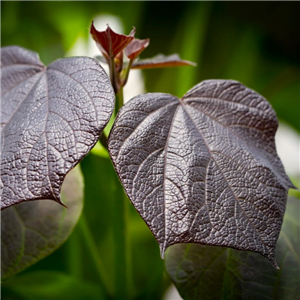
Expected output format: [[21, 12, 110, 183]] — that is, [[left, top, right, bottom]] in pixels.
[[165, 197, 300, 300], [108, 80, 295, 267], [131, 54, 196, 69], [1, 46, 114, 209], [1, 166, 83, 280]]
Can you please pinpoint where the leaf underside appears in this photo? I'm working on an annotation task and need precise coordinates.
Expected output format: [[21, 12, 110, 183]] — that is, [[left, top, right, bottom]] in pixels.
[[1, 46, 115, 209], [131, 54, 196, 69], [108, 80, 295, 267]]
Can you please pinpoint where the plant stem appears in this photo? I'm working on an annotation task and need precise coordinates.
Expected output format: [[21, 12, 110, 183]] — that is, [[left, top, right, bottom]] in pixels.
[[110, 56, 118, 94], [111, 88, 133, 299], [122, 59, 133, 87], [78, 214, 113, 297], [111, 184, 132, 299], [114, 86, 124, 116], [65, 229, 82, 279], [99, 132, 108, 149], [107, 59, 132, 299]]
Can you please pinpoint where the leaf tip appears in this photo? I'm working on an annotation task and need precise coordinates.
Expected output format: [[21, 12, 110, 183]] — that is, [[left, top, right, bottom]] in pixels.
[[269, 257, 280, 269], [264, 251, 279, 269], [56, 197, 68, 209]]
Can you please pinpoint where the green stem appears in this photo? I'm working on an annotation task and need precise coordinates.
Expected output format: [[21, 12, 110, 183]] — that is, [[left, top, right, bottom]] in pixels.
[[114, 86, 124, 116], [122, 59, 133, 87], [108, 58, 132, 299], [65, 229, 82, 278], [99, 132, 108, 150], [111, 87, 132, 299], [78, 214, 113, 297], [110, 56, 118, 94], [111, 184, 132, 299]]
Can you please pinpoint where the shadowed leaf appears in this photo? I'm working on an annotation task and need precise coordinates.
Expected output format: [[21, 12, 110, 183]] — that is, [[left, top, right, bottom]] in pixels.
[[1, 166, 84, 280], [1, 46, 114, 209], [165, 197, 300, 300], [108, 80, 295, 267], [131, 54, 196, 69]]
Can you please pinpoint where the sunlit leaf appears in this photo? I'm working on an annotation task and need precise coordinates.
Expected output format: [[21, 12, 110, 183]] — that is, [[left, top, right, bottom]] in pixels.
[[165, 197, 300, 300], [131, 54, 196, 69], [124, 38, 150, 61], [1, 46, 114, 209], [90, 21, 135, 58], [108, 80, 295, 267], [1, 166, 83, 280]]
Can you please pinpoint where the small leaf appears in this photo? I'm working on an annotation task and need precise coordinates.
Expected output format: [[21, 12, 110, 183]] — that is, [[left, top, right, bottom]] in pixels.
[[1, 46, 114, 209], [90, 21, 135, 58], [1, 166, 83, 280], [131, 53, 196, 69], [124, 38, 150, 60], [108, 80, 295, 267], [165, 197, 300, 300]]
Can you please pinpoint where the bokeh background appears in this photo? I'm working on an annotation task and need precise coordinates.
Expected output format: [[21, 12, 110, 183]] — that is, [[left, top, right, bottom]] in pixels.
[[1, 2, 299, 300]]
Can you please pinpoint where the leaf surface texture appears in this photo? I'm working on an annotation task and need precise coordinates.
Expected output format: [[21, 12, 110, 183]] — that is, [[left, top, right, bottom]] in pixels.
[[108, 80, 294, 266]]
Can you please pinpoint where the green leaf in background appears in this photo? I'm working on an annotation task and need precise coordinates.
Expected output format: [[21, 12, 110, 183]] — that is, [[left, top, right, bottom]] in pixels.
[[1, 166, 83, 280], [165, 197, 300, 300], [80, 151, 167, 300], [1, 271, 105, 300]]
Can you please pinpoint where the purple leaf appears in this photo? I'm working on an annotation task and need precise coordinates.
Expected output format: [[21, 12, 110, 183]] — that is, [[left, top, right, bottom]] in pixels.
[[131, 53, 196, 69], [108, 80, 295, 267], [1, 46, 115, 209], [90, 21, 135, 58], [124, 38, 150, 60]]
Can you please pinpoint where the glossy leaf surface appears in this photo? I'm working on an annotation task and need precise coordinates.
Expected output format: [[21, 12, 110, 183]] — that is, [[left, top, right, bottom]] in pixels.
[[1, 166, 83, 280], [131, 54, 196, 69], [1, 46, 114, 209], [108, 80, 294, 267], [165, 197, 300, 300]]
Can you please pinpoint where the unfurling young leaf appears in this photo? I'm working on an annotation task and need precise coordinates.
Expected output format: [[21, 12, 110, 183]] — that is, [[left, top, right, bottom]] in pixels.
[[124, 38, 150, 61], [90, 21, 135, 59], [108, 80, 295, 267], [0, 46, 115, 209]]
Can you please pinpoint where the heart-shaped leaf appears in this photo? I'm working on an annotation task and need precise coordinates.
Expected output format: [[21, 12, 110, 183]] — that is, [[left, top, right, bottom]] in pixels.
[[1, 46, 114, 209], [1, 165, 83, 280], [108, 80, 295, 267], [164, 197, 300, 300]]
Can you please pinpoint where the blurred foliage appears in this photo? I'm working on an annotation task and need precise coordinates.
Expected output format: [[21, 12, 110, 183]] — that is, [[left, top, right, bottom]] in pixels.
[[1, 1, 299, 299], [2, 1, 299, 131]]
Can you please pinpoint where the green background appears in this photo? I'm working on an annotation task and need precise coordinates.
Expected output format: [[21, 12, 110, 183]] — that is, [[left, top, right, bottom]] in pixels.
[[2, 1, 299, 131], [1, 2, 299, 299]]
